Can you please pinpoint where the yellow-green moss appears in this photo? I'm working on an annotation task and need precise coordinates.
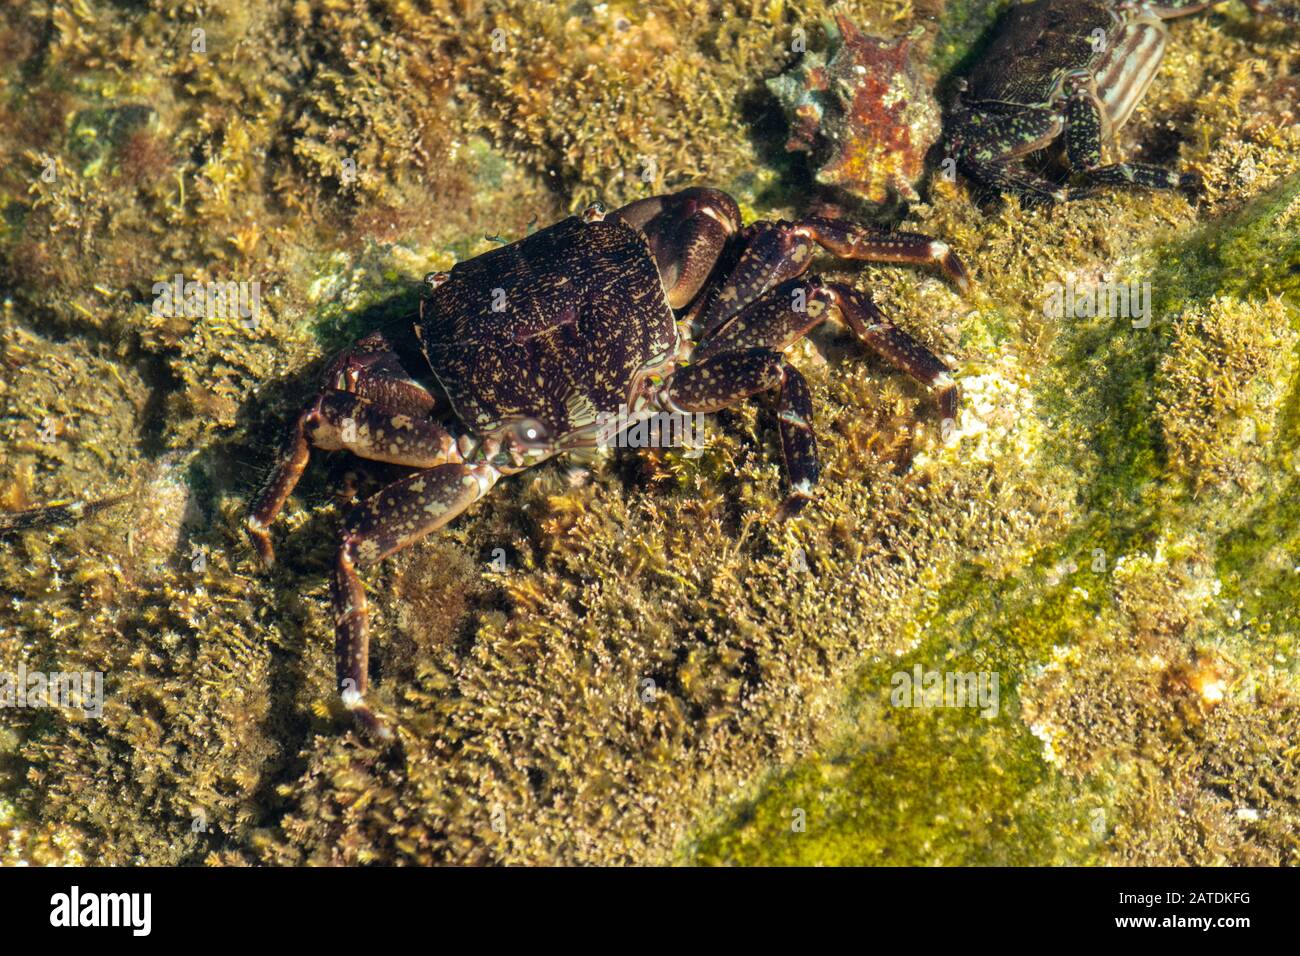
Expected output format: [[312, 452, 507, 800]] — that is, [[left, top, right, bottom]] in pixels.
[[2, 0, 1298, 867], [690, 169, 1300, 866], [1157, 295, 1296, 493]]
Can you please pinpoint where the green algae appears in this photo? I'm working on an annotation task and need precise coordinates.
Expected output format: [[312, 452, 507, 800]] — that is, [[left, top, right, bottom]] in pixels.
[[690, 171, 1300, 867], [689, 584, 1111, 865], [2, 1, 1298, 867]]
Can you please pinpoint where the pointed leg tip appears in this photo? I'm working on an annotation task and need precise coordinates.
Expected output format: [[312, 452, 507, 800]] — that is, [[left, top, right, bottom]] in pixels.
[[938, 384, 961, 425], [246, 519, 276, 567], [943, 252, 972, 295], [777, 493, 813, 521], [347, 699, 397, 746]]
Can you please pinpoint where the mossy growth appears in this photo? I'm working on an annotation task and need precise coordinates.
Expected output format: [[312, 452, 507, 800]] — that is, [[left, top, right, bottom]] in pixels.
[[1157, 295, 1296, 493], [689, 630, 1110, 866], [690, 169, 1300, 865], [2, 0, 1299, 867]]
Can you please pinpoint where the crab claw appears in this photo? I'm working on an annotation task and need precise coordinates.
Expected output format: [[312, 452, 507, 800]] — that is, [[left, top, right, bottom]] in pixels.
[[613, 188, 741, 308]]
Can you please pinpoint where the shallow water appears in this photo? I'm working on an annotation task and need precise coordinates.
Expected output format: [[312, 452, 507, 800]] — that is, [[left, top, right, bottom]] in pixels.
[[1, 0, 1298, 865]]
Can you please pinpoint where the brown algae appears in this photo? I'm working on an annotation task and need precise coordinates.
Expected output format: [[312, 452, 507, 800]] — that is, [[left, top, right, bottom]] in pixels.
[[1, 0, 1298, 865]]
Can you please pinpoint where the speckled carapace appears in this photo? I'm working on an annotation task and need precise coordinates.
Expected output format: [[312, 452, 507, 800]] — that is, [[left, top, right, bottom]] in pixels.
[[246, 187, 969, 740]]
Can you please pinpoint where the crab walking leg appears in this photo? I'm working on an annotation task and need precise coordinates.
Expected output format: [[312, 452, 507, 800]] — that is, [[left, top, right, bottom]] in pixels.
[[823, 283, 961, 423], [775, 366, 819, 517], [959, 157, 1067, 205], [246, 407, 313, 564], [696, 222, 825, 335], [946, 105, 1068, 203], [247, 326, 447, 563], [698, 218, 970, 337], [1063, 92, 1192, 198], [334, 462, 497, 740], [664, 348, 819, 513], [694, 277, 959, 423], [693, 276, 831, 362], [315, 392, 459, 466], [792, 219, 971, 294], [246, 391, 458, 564]]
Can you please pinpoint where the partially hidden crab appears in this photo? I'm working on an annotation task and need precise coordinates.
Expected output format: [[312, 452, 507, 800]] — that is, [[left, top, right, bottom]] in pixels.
[[247, 188, 968, 739], [946, 0, 1300, 202]]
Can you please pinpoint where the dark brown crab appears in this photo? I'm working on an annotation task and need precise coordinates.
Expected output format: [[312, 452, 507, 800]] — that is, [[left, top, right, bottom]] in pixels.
[[946, 0, 1300, 202], [247, 188, 968, 739]]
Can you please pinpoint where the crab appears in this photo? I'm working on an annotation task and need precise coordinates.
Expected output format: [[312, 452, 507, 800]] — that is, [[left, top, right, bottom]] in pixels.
[[246, 188, 969, 739], [945, 0, 1299, 202]]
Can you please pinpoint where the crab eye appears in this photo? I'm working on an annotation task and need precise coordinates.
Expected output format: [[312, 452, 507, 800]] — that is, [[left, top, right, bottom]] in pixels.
[[510, 418, 550, 447]]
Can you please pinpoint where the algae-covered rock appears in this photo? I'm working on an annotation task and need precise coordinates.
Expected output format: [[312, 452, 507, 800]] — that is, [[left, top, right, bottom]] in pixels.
[[1157, 295, 1296, 494], [2, 0, 1299, 868]]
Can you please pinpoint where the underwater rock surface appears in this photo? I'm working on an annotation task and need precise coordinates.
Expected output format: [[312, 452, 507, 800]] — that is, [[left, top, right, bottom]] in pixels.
[[0, 0, 1298, 865]]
